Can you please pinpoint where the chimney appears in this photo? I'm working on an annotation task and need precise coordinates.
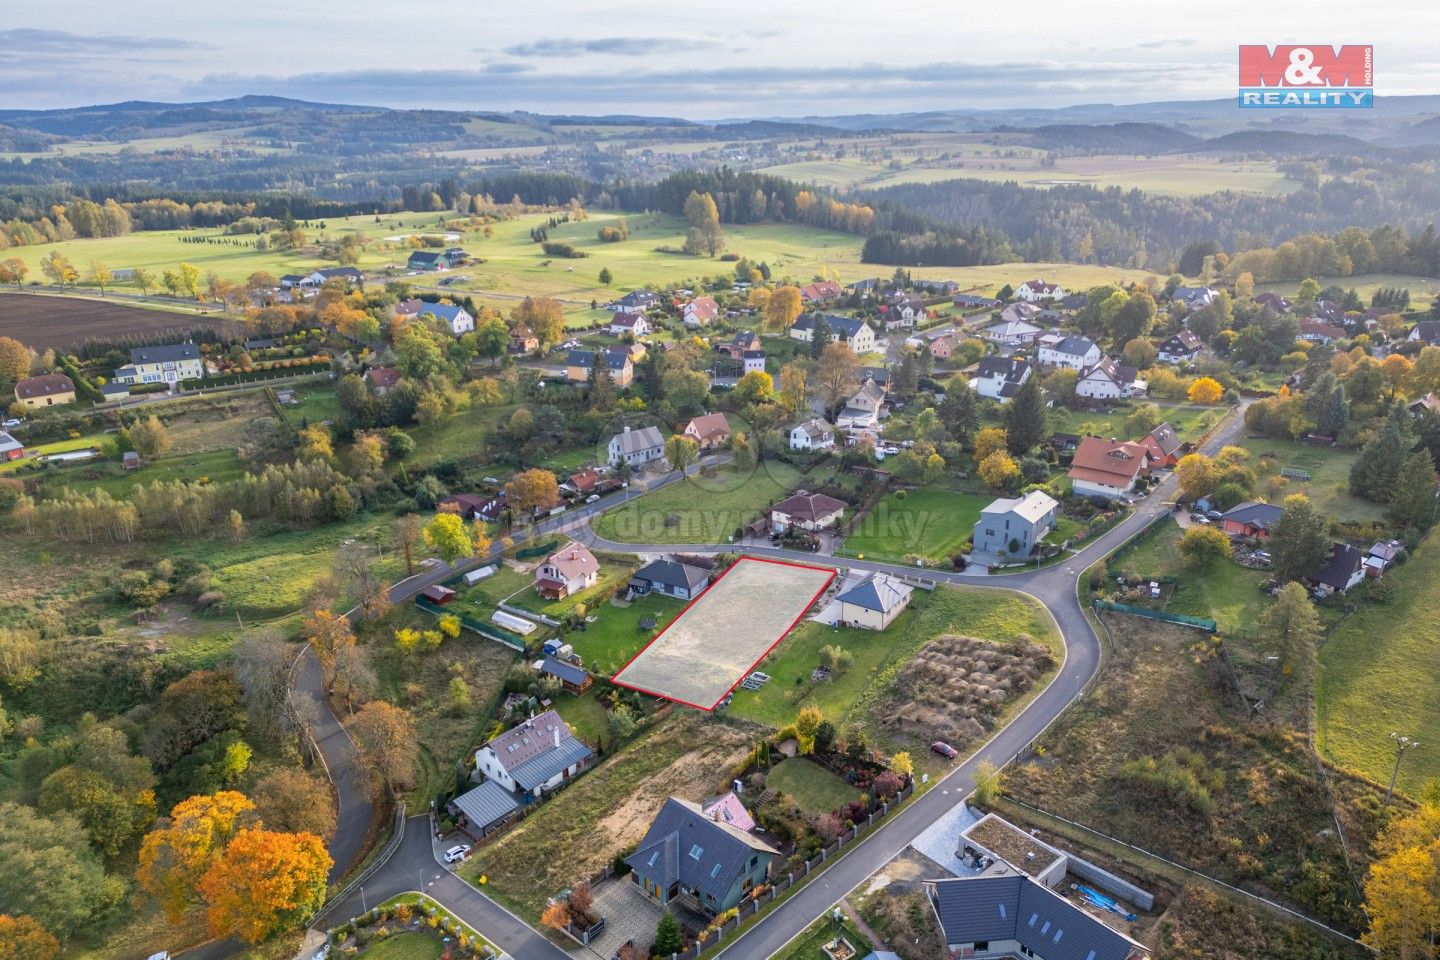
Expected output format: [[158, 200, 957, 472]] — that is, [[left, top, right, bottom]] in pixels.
[[623, 425, 631, 433], [553, 726, 561, 749]]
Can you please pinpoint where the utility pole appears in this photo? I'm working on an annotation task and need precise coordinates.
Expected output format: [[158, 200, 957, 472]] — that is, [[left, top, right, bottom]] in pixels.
[[1387, 733, 1419, 803]]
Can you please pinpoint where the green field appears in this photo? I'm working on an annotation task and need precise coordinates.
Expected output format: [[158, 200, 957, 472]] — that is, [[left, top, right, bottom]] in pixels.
[[353, 930, 445, 960], [567, 591, 688, 676], [1256, 273, 1440, 309], [766, 757, 862, 815], [838, 488, 990, 564], [1113, 518, 1269, 632], [1237, 437, 1386, 525], [1318, 535, 1440, 797], [1043, 402, 1223, 445], [590, 461, 803, 545]]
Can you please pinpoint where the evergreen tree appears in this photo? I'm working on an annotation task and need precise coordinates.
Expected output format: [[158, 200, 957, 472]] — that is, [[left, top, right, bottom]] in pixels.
[[893, 351, 919, 397], [587, 355, 617, 412], [938, 379, 977, 446], [1269, 494, 1331, 584], [1350, 407, 1414, 502], [1003, 375, 1049, 455], [1389, 449, 1438, 530], [1316, 382, 1350, 438], [808, 316, 833, 360], [1260, 582, 1323, 682], [653, 911, 682, 956]]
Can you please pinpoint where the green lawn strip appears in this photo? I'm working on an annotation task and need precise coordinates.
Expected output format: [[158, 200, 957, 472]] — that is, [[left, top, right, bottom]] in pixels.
[[590, 462, 802, 545], [448, 565, 536, 622], [0, 432, 110, 473], [1318, 534, 1440, 796], [568, 592, 688, 676], [1043, 402, 1221, 443], [838, 488, 989, 564], [553, 685, 611, 747], [352, 933, 444, 960], [767, 757, 865, 816], [42, 448, 247, 498], [372, 893, 499, 955], [282, 383, 343, 425], [772, 913, 870, 960], [506, 558, 641, 619], [1237, 436, 1386, 524]]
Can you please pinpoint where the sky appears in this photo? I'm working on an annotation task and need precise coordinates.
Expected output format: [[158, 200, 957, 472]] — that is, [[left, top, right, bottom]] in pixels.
[[3, 1, 1438, 117]]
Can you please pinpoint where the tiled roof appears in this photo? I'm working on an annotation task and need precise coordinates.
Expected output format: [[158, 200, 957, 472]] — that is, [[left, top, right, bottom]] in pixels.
[[130, 342, 200, 364], [685, 413, 731, 442], [1221, 501, 1283, 529], [632, 559, 710, 593], [14, 373, 74, 399], [484, 710, 580, 771], [837, 572, 913, 614], [1069, 437, 1147, 484], [931, 874, 1147, 960], [544, 544, 598, 579], [611, 425, 664, 455], [625, 798, 777, 903], [773, 491, 846, 521]]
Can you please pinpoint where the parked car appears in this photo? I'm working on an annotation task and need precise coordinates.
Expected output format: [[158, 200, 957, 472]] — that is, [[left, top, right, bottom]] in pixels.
[[1206, 510, 1224, 521], [882, 445, 901, 455], [1254, 550, 1272, 564], [1191, 514, 1210, 525], [931, 740, 959, 760], [443, 844, 471, 864], [585, 494, 600, 503]]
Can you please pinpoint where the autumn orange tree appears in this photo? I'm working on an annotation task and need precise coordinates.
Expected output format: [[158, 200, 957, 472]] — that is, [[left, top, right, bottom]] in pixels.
[[505, 468, 560, 518], [137, 791, 257, 923], [301, 610, 355, 677], [763, 286, 802, 332], [0, 915, 59, 960], [1188, 376, 1224, 404], [196, 827, 331, 944], [348, 701, 418, 796]]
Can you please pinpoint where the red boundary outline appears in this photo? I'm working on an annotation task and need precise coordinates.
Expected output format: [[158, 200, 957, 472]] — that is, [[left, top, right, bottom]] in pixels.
[[610, 555, 837, 711]]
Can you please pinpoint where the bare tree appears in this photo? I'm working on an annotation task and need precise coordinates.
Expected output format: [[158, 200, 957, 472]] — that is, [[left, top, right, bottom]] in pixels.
[[284, 688, 323, 761], [332, 643, 377, 714], [232, 627, 293, 738]]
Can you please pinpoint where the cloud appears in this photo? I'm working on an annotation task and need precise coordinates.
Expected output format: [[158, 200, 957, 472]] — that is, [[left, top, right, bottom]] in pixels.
[[0, 28, 214, 59], [501, 36, 717, 57]]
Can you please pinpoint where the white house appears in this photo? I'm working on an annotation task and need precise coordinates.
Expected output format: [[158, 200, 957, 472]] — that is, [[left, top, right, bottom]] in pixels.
[[113, 342, 206, 387], [608, 425, 666, 468], [1171, 285, 1219, 311], [1075, 358, 1142, 400], [881, 294, 926, 330], [1037, 335, 1101, 371], [836, 378, 887, 430], [402, 300, 474, 335], [609, 312, 651, 337], [1067, 437, 1149, 500], [681, 296, 719, 327], [789, 419, 835, 452], [972, 490, 1059, 558], [835, 572, 913, 630], [771, 491, 846, 532], [970, 356, 1032, 402], [742, 350, 766, 375], [534, 543, 599, 599], [1309, 542, 1366, 597], [789, 314, 877, 354], [473, 711, 593, 799], [1015, 279, 1065, 303]]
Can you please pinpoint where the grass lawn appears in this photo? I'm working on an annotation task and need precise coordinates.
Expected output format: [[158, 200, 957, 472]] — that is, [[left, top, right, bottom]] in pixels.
[[448, 565, 535, 620], [553, 685, 611, 747], [1111, 517, 1270, 631], [567, 592, 688, 675], [1318, 534, 1440, 797], [354, 933, 444, 960], [1037, 401, 1223, 444], [39, 447, 247, 499], [766, 757, 864, 816], [0, 432, 109, 473], [507, 558, 640, 619], [838, 488, 989, 564], [772, 913, 871, 960], [1237, 436, 1386, 525], [592, 461, 803, 545], [280, 382, 342, 425]]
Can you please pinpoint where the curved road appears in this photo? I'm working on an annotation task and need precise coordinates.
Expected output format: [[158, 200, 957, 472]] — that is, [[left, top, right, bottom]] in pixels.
[[186, 408, 1246, 960]]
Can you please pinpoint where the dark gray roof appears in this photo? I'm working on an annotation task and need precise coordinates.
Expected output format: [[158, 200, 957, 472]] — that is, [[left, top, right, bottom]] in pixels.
[[450, 780, 520, 830], [312, 266, 362, 279], [632, 559, 710, 593], [538, 658, 589, 687], [794, 313, 868, 339], [508, 735, 593, 792], [1412, 321, 1440, 344], [1311, 542, 1364, 590], [611, 425, 664, 455], [931, 874, 1145, 960], [1052, 335, 1098, 357], [129, 342, 200, 364], [837, 572, 912, 614], [409, 250, 443, 263], [625, 798, 777, 902], [568, 349, 629, 372], [1148, 422, 1181, 456], [1221, 501, 1283, 529], [975, 356, 1030, 383]]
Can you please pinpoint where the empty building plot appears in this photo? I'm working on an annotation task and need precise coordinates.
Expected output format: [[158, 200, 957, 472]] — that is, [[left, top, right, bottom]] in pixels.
[[612, 557, 835, 709]]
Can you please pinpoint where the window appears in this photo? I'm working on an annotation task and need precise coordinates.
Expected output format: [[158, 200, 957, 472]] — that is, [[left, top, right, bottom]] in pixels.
[[710, 863, 722, 879], [688, 844, 704, 861], [996, 903, 1006, 919], [974, 944, 988, 953]]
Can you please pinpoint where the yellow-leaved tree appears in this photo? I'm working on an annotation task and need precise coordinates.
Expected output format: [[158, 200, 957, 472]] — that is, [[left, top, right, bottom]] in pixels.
[[137, 791, 257, 923], [196, 827, 331, 944]]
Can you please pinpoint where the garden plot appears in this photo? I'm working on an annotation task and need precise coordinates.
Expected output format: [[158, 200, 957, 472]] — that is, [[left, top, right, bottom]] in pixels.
[[612, 557, 834, 709]]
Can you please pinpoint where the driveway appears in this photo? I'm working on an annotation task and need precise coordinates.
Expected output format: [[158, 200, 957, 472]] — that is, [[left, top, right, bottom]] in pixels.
[[582, 877, 662, 959]]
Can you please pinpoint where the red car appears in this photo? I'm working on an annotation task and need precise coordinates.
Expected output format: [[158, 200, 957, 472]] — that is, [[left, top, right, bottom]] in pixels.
[[931, 741, 959, 760]]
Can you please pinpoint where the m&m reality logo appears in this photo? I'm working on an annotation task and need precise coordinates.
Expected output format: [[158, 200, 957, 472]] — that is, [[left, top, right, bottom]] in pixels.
[[1238, 45, 1373, 108]]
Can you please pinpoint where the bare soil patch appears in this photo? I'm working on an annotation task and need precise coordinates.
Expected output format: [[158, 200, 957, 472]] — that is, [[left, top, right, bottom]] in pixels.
[[0, 291, 226, 350]]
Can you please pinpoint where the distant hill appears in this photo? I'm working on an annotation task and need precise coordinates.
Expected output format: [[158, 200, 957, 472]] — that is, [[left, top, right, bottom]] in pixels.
[[1190, 130, 1378, 156], [1009, 122, 1202, 153]]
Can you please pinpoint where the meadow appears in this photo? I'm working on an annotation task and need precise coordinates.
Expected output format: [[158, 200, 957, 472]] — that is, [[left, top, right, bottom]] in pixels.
[[837, 489, 990, 564], [590, 461, 803, 545], [1236, 436, 1386, 525]]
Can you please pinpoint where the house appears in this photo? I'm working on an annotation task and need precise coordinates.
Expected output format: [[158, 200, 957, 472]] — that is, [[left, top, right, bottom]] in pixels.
[[625, 797, 778, 915], [682, 296, 719, 327], [972, 490, 1060, 558], [789, 419, 835, 452], [301, 266, 363, 288], [565, 469, 601, 497], [608, 424, 666, 469], [629, 558, 712, 601], [1308, 542, 1366, 597], [837, 379, 887, 430], [1068, 436, 1150, 500], [953, 294, 1002, 311], [771, 490, 846, 532], [1171, 285, 1219, 311], [742, 350, 766, 375], [1075, 358, 1142, 401], [611, 341, 647, 364], [473, 710, 593, 799], [880, 293, 927, 330], [848, 278, 882, 297], [836, 572, 914, 630], [798, 280, 842, 303], [566, 350, 633, 388], [13, 373, 75, 408], [929, 334, 955, 361], [437, 493, 490, 520], [537, 657, 592, 694], [1048, 432, 1081, 453], [534, 544, 599, 600], [113, 342, 205, 387], [99, 382, 130, 403], [1220, 501, 1283, 538], [1038, 335, 1101, 371], [365, 366, 401, 394], [1255, 291, 1292, 314], [1058, 292, 1090, 311], [789, 314, 877, 354], [928, 873, 1150, 960], [448, 780, 521, 838], [278, 273, 306, 289], [610, 312, 651, 337], [1015, 279, 1065, 303], [1297, 317, 1346, 344], [509, 325, 539, 354], [1408, 320, 1440, 346], [1364, 540, 1404, 577], [612, 290, 661, 312], [407, 250, 446, 271], [1156, 330, 1204, 364], [683, 412, 731, 450], [700, 792, 756, 832], [982, 315, 1044, 348], [0, 430, 22, 461], [1138, 422, 1183, 468], [970, 357, 1032, 402], [402, 300, 474, 335], [718, 330, 762, 360], [1409, 392, 1440, 416]]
